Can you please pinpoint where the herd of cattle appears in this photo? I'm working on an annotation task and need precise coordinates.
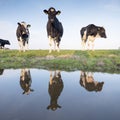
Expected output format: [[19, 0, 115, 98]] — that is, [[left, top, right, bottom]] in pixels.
[[0, 7, 107, 52]]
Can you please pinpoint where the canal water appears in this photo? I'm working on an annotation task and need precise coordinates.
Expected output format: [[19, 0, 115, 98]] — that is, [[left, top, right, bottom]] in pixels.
[[0, 69, 120, 120]]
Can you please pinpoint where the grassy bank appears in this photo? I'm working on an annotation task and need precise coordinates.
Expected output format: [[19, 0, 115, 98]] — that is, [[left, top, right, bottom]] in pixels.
[[0, 50, 120, 73]]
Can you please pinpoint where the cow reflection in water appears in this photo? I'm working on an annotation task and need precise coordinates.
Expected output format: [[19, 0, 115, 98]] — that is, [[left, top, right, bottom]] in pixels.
[[80, 71, 104, 92], [0, 69, 4, 75], [20, 69, 34, 95], [47, 70, 64, 111]]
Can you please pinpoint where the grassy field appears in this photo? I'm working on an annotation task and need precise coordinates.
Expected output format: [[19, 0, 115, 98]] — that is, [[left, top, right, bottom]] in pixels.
[[0, 49, 120, 73]]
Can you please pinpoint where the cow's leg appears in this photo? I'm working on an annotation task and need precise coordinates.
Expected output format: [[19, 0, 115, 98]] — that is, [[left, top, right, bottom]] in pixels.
[[81, 40, 86, 50], [81, 39, 86, 50], [22, 41, 26, 52], [91, 41, 95, 51], [25, 39, 29, 51], [87, 36, 95, 50], [48, 36, 53, 53], [56, 42, 60, 52], [23, 42, 28, 52], [54, 40, 56, 51], [26, 42, 29, 51], [81, 30, 87, 50], [54, 40, 60, 52], [87, 40, 90, 50], [18, 37, 24, 52]]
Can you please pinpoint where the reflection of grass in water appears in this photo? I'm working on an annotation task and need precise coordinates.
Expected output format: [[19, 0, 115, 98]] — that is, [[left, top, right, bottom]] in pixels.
[[0, 50, 120, 73]]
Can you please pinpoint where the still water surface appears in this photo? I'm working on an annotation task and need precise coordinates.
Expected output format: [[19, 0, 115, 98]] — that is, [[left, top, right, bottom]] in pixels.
[[0, 69, 120, 120]]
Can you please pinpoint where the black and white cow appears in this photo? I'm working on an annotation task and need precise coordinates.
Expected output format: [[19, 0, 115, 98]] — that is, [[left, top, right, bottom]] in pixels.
[[0, 39, 10, 49], [44, 7, 63, 53], [80, 24, 107, 50], [16, 22, 31, 52], [47, 70, 64, 111], [80, 71, 104, 92]]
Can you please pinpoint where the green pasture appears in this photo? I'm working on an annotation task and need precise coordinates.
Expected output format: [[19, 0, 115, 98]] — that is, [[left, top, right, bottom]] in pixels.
[[0, 49, 120, 73]]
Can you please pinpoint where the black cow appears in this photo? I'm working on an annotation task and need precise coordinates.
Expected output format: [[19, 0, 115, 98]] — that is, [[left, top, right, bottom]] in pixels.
[[44, 7, 63, 53], [80, 71, 104, 92], [16, 22, 31, 52], [47, 70, 64, 111], [80, 24, 107, 50], [0, 39, 10, 49]]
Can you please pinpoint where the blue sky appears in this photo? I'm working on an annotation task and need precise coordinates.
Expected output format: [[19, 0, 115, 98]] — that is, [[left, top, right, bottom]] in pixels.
[[0, 0, 120, 50]]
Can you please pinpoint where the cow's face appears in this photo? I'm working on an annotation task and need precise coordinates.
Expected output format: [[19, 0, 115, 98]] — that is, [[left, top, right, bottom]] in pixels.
[[18, 22, 31, 40], [98, 27, 107, 38], [44, 7, 61, 23], [5, 40, 10, 45]]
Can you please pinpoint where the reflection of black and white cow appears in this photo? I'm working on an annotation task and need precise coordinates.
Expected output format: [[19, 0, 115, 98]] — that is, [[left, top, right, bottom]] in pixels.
[[16, 22, 31, 52], [80, 24, 107, 50], [47, 70, 64, 111], [20, 69, 34, 95], [44, 7, 63, 53], [0, 69, 4, 75], [80, 71, 104, 92], [0, 39, 10, 49]]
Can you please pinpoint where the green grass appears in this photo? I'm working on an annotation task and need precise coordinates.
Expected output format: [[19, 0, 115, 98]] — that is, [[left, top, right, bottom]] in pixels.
[[0, 49, 120, 73]]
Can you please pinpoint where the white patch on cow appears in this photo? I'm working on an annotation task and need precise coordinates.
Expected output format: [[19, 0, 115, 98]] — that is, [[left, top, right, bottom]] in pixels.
[[18, 37, 23, 52], [81, 41, 86, 50], [82, 30, 87, 41], [21, 22, 27, 29], [96, 33, 100, 38], [48, 36, 60, 53], [48, 36, 53, 53], [87, 33, 101, 51], [87, 35, 95, 50], [81, 30, 87, 50], [50, 8, 55, 12], [18, 37, 28, 52]]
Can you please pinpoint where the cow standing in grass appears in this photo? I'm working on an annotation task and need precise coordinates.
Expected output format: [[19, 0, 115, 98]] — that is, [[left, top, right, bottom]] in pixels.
[[44, 7, 63, 53], [16, 22, 31, 52], [80, 24, 107, 50], [0, 39, 10, 49]]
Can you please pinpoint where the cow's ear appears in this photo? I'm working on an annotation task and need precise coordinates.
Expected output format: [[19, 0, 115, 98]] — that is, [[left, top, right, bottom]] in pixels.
[[27, 24, 31, 28], [44, 10, 48, 14], [17, 22, 21, 26], [56, 11, 61, 15]]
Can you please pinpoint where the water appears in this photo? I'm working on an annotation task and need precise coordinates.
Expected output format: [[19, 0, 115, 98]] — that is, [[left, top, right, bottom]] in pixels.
[[0, 69, 120, 120]]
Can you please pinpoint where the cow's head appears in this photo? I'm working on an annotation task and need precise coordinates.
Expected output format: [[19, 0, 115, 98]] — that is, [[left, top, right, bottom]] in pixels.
[[44, 7, 61, 23], [17, 22, 31, 40], [5, 40, 10, 45], [98, 27, 107, 38]]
